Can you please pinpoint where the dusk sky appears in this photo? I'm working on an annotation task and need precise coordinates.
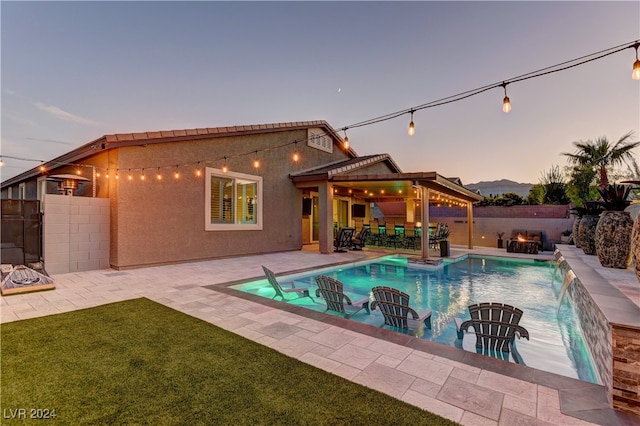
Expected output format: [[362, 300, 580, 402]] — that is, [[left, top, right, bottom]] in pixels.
[[1, 1, 639, 184]]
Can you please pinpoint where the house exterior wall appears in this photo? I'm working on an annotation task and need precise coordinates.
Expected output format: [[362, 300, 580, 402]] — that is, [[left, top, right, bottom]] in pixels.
[[108, 129, 351, 269], [43, 194, 110, 274]]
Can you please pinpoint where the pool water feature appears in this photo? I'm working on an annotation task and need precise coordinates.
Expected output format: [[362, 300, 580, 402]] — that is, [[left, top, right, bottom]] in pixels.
[[233, 255, 599, 384]]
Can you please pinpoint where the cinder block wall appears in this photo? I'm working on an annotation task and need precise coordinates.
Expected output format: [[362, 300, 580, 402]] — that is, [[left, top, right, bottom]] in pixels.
[[43, 194, 110, 274], [431, 205, 574, 251]]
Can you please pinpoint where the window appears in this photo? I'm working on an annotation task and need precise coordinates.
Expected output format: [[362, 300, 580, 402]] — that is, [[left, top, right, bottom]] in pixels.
[[205, 168, 262, 231]]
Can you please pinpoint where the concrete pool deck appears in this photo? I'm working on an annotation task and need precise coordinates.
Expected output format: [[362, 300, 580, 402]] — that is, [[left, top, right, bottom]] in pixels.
[[1, 245, 638, 425]]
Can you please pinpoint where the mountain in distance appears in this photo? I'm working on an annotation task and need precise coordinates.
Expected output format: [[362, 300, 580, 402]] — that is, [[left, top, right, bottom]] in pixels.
[[464, 179, 533, 197]]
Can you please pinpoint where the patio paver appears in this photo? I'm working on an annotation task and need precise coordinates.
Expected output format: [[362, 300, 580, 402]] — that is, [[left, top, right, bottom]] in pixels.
[[1, 247, 637, 425]]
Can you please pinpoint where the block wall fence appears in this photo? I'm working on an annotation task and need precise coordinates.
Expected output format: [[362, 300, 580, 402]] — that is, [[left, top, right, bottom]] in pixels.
[[431, 204, 574, 251]]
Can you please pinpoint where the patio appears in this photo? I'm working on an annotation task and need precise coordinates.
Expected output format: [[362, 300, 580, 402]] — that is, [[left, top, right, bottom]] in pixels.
[[1, 246, 638, 425]]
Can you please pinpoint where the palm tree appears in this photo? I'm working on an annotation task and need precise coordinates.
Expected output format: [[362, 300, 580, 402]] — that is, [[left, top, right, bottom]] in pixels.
[[562, 131, 639, 188]]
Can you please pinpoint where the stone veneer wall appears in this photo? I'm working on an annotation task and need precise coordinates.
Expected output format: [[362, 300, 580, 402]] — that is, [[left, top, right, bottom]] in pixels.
[[612, 324, 640, 415], [558, 249, 640, 416], [43, 194, 110, 275], [558, 260, 612, 394]]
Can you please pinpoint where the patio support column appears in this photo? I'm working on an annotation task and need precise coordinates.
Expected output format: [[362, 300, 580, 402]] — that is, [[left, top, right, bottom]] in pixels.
[[318, 182, 334, 254], [406, 199, 415, 223], [467, 201, 474, 249], [421, 186, 429, 259]]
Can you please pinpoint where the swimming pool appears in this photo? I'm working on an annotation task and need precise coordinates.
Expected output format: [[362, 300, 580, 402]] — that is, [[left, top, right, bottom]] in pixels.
[[233, 255, 599, 384]]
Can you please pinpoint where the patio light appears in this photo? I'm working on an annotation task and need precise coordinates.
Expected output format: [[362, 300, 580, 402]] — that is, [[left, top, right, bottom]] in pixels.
[[195, 162, 202, 177], [501, 83, 511, 113], [222, 157, 229, 173], [343, 129, 349, 149], [0, 157, 5, 167], [141, 169, 146, 180], [408, 110, 415, 136], [633, 43, 640, 80], [253, 151, 260, 169], [174, 165, 180, 179], [156, 168, 162, 180]]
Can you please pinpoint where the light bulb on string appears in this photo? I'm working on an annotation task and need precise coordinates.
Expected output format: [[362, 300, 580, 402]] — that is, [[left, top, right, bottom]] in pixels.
[[39, 163, 46, 173], [408, 110, 415, 136], [222, 157, 229, 173], [156, 168, 162, 181], [343, 129, 349, 149], [0, 157, 4, 167], [292, 142, 300, 162], [501, 82, 511, 113], [141, 169, 146, 181], [253, 151, 260, 169], [115, 170, 119, 180], [633, 43, 640, 80], [128, 169, 133, 181], [174, 165, 180, 179], [76, 167, 82, 176], [195, 162, 202, 177]]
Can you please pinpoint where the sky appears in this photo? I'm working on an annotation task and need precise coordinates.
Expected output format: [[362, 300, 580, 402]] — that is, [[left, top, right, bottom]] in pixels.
[[1, 1, 639, 185]]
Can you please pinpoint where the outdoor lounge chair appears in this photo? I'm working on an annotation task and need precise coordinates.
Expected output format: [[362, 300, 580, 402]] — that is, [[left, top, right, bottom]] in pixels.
[[314, 275, 370, 319], [262, 266, 313, 301], [371, 286, 432, 331], [455, 302, 529, 364], [333, 227, 355, 252], [351, 227, 369, 250]]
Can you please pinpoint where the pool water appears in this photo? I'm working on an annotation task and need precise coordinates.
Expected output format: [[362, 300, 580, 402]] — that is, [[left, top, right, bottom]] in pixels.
[[233, 255, 599, 384]]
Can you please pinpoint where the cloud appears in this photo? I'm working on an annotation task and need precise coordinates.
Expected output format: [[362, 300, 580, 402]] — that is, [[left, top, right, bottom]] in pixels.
[[34, 102, 101, 126], [26, 137, 73, 146]]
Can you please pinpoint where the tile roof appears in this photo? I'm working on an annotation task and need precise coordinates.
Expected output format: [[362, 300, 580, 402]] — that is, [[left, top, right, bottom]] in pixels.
[[290, 154, 402, 178], [2, 120, 353, 187]]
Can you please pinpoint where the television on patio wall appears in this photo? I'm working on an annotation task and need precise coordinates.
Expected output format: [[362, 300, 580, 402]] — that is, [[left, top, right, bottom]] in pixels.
[[351, 204, 366, 218]]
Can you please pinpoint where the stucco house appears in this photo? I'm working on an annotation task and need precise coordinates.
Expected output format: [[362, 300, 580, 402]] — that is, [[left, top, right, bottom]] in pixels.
[[1, 120, 482, 273]]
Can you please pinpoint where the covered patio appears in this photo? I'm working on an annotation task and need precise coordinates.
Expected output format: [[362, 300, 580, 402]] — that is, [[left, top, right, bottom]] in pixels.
[[291, 169, 484, 258]]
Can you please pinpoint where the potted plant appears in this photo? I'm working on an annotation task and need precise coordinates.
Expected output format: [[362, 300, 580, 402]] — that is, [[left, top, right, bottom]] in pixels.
[[497, 232, 505, 249], [594, 184, 633, 268], [439, 224, 451, 257], [569, 206, 586, 248], [577, 201, 603, 255]]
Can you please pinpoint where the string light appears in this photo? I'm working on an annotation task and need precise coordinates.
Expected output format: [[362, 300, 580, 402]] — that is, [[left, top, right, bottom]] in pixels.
[[633, 42, 640, 80], [408, 110, 415, 136], [174, 165, 180, 179], [141, 169, 146, 180], [1, 39, 637, 178], [156, 168, 162, 180], [115, 170, 119, 180], [195, 162, 202, 177], [253, 151, 260, 169], [128, 169, 133, 181], [501, 82, 511, 113], [292, 142, 300, 162], [0, 157, 4, 167], [75, 168, 82, 175], [222, 157, 228, 173]]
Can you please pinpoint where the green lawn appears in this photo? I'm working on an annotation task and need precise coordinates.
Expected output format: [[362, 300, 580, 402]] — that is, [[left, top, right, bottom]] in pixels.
[[1, 298, 458, 425]]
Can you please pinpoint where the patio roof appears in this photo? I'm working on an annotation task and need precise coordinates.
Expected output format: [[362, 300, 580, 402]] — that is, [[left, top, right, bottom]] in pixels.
[[292, 162, 483, 203]]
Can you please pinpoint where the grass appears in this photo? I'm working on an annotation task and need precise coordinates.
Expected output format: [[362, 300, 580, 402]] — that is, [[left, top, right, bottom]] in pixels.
[[1, 298, 458, 425]]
